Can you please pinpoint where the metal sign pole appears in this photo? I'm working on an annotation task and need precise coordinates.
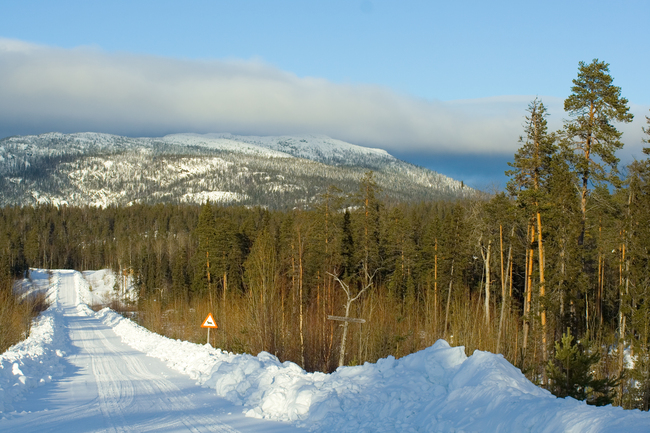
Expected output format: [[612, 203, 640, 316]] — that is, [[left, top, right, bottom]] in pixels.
[[201, 313, 218, 346]]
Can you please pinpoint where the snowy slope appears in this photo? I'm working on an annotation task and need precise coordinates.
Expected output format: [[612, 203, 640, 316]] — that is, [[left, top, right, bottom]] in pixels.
[[2, 270, 649, 432], [160, 134, 295, 159], [171, 133, 394, 166]]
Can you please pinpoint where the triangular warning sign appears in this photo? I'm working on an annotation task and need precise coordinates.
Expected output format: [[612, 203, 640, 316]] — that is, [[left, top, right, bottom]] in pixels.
[[201, 313, 218, 328]]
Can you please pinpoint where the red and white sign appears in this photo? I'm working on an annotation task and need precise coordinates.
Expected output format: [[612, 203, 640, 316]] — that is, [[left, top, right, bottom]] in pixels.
[[201, 313, 218, 328]]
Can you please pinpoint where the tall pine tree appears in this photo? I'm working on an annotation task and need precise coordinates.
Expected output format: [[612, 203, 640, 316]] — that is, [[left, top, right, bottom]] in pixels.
[[562, 59, 633, 243]]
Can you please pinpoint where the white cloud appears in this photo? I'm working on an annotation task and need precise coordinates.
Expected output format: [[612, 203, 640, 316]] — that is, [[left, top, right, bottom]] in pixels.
[[0, 38, 647, 159]]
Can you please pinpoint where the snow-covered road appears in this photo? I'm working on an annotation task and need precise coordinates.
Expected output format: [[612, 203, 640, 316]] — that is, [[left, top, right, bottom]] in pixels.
[[0, 270, 303, 432]]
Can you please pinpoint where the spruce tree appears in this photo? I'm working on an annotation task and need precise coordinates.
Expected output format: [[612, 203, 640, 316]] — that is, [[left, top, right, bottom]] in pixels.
[[622, 142, 650, 410], [357, 171, 382, 286], [340, 209, 355, 279], [546, 328, 616, 405], [192, 202, 219, 299], [543, 146, 582, 333], [507, 98, 555, 363]]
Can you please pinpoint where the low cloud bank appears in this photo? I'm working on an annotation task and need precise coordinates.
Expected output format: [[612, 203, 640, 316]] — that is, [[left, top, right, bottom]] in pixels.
[[0, 38, 647, 160]]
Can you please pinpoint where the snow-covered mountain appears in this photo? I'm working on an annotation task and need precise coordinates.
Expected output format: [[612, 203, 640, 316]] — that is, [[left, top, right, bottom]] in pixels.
[[0, 132, 476, 208]]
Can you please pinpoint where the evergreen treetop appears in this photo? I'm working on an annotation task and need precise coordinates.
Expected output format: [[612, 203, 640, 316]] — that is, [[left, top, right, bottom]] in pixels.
[[563, 59, 633, 186]]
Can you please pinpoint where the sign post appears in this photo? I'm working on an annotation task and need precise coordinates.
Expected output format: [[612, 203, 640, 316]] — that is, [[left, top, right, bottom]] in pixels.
[[327, 315, 366, 324], [201, 313, 218, 346], [327, 314, 366, 367]]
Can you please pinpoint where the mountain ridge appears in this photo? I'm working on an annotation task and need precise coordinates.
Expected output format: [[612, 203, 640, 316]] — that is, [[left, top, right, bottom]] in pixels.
[[0, 132, 477, 208]]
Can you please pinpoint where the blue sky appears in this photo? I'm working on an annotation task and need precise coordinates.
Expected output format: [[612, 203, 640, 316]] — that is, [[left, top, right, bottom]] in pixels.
[[1, 0, 648, 189]]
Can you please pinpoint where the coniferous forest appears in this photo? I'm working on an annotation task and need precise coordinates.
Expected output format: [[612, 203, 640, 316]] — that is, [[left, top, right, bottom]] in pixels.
[[2, 59, 650, 410]]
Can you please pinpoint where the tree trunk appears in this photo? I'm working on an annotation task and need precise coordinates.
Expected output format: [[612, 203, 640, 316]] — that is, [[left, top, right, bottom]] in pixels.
[[338, 301, 351, 368], [298, 230, 305, 369], [536, 210, 547, 363], [434, 239, 438, 334], [522, 224, 535, 359], [479, 238, 492, 327], [597, 220, 603, 327], [618, 242, 628, 378], [444, 259, 455, 340], [618, 184, 634, 380], [497, 225, 513, 354], [579, 105, 594, 246]]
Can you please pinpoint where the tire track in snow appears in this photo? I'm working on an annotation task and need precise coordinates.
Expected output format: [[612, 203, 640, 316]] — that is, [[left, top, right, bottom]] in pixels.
[[65, 277, 134, 432], [89, 319, 236, 433], [115, 350, 238, 433], [82, 329, 133, 432], [68, 273, 237, 433]]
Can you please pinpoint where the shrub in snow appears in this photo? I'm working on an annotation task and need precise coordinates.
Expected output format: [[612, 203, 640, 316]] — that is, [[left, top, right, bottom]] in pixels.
[[546, 328, 617, 406]]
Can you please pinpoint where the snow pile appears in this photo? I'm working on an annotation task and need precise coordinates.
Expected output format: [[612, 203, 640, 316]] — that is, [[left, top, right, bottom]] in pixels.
[[81, 269, 116, 299], [0, 272, 66, 413], [96, 307, 650, 432]]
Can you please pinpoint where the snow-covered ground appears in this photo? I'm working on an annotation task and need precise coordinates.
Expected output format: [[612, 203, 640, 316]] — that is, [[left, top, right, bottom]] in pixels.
[[80, 268, 137, 307], [2, 270, 650, 432]]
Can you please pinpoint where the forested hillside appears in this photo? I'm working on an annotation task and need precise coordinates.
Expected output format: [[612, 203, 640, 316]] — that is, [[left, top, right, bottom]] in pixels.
[[0, 132, 474, 208]]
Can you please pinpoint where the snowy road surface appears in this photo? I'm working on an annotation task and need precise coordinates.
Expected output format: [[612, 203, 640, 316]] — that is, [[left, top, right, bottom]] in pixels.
[[0, 270, 304, 432]]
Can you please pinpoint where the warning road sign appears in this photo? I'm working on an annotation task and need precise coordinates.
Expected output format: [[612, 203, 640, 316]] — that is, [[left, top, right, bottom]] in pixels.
[[201, 313, 218, 328]]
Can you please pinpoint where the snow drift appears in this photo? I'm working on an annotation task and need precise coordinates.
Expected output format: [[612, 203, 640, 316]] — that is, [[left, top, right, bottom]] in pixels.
[[0, 271, 66, 412]]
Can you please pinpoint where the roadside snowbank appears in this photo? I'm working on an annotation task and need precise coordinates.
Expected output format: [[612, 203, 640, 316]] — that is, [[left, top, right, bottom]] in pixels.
[[97, 308, 650, 432], [0, 271, 66, 413]]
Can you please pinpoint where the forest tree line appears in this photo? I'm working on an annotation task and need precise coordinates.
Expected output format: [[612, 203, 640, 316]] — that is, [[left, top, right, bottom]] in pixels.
[[1, 59, 649, 409]]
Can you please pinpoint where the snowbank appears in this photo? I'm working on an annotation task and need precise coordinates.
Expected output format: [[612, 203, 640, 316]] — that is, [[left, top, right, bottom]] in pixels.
[[0, 271, 66, 413], [97, 306, 650, 432]]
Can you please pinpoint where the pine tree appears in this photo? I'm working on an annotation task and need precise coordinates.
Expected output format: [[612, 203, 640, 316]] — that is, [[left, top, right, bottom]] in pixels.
[[562, 59, 633, 242]]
